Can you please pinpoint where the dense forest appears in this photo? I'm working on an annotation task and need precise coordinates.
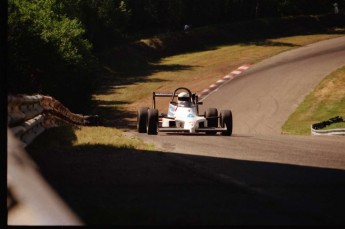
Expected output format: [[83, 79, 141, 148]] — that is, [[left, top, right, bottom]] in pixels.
[[7, 0, 344, 112]]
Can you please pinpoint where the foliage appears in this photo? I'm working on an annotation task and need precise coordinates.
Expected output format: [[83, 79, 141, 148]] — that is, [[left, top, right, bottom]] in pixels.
[[126, 0, 342, 32], [7, 0, 344, 113], [282, 66, 345, 135], [57, 0, 131, 50], [8, 0, 96, 112]]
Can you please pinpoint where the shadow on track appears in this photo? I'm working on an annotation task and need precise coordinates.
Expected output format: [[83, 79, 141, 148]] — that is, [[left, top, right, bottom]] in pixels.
[[28, 134, 345, 226]]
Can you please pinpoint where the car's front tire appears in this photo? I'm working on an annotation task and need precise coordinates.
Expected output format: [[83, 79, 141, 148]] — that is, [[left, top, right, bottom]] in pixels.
[[137, 107, 148, 133], [147, 108, 159, 135], [220, 110, 233, 136], [205, 108, 218, 135]]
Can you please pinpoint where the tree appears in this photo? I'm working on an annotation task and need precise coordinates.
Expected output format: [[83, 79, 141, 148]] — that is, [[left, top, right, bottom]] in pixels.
[[58, 0, 131, 50], [8, 0, 96, 111]]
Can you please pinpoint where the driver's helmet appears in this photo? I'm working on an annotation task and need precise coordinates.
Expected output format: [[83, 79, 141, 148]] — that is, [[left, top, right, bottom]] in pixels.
[[177, 92, 190, 107]]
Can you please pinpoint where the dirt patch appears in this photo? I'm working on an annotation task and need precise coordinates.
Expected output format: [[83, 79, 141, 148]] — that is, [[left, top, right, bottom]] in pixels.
[[314, 68, 345, 101]]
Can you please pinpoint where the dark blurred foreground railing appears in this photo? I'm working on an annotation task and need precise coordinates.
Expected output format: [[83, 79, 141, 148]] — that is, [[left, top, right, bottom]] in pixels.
[[7, 129, 83, 225], [7, 94, 99, 225]]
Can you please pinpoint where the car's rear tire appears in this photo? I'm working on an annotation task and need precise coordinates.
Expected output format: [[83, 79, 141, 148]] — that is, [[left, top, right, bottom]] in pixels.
[[147, 108, 159, 135], [220, 110, 233, 136], [206, 108, 218, 135], [137, 107, 148, 133]]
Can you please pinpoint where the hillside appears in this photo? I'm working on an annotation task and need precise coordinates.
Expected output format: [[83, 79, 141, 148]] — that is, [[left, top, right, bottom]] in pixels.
[[93, 14, 345, 128], [99, 14, 344, 76]]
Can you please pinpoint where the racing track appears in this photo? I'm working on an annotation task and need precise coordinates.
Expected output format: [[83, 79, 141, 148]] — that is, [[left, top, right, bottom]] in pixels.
[[201, 35, 345, 136], [134, 36, 345, 225], [30, 37, 345, 225]]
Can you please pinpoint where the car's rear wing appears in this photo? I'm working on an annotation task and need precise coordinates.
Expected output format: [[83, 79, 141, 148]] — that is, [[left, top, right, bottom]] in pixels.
[[154, 92, 174, 97], [152, 92, 174, 109], [152, 91, 202, 110]]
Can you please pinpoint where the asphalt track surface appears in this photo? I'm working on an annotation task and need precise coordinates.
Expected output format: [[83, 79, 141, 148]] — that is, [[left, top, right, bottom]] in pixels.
[[201, 35, 345, 135], [29, 37, 345, 226], [134, 36, 345, 225]]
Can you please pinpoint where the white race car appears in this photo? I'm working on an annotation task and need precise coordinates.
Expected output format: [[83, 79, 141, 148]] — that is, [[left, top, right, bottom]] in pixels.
[[137, 87, 233, 135]]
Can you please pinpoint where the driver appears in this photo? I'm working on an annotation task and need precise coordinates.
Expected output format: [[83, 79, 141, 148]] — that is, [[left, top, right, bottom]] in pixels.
[[177, 92, 191, 107]]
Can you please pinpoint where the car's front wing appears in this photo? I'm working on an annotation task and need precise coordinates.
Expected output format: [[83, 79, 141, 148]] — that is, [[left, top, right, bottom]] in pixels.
[[158, 127, 227, 133]]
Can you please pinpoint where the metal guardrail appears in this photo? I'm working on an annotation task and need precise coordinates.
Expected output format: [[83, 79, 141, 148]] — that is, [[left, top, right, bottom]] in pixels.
[[7, 94, 99, 225], [311, 116, 345, 136], [7, 129, 83, 225], [8, 94, 98, 147]]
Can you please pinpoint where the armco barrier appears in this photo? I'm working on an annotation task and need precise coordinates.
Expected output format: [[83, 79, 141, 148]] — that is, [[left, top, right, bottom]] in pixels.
[[7, 129, 83, 225], [8, 94, 99, 147], [311, 116, 345, 136], [7, 94, 99, 225]]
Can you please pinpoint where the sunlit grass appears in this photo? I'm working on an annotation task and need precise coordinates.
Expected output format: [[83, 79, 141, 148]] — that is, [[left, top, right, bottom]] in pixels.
[[115, 34, 344, 113], [323, 122, 345, 130], [28, 125, 155, 152], [282, 66, 345, 135], [269, 34, 344, 46], [73, 126, 155, 150]]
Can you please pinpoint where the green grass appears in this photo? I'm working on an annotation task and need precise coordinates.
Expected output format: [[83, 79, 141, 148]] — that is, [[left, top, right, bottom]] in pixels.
[[98, 34, 345, 116], [28, 125, 155, 152], [282, 66, 345, 135], [72, 126, 155, 150], [323, 122, 345, 130]]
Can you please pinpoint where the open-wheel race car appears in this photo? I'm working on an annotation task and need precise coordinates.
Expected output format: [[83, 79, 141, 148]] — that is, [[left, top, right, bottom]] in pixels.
[[137, 87, 233, 136]]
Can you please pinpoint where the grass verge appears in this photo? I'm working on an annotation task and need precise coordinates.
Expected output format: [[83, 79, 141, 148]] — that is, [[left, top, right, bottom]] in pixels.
[[28, 125, 155, 153], [95, 33, 344, 127], [282, 66, 345, 135]]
